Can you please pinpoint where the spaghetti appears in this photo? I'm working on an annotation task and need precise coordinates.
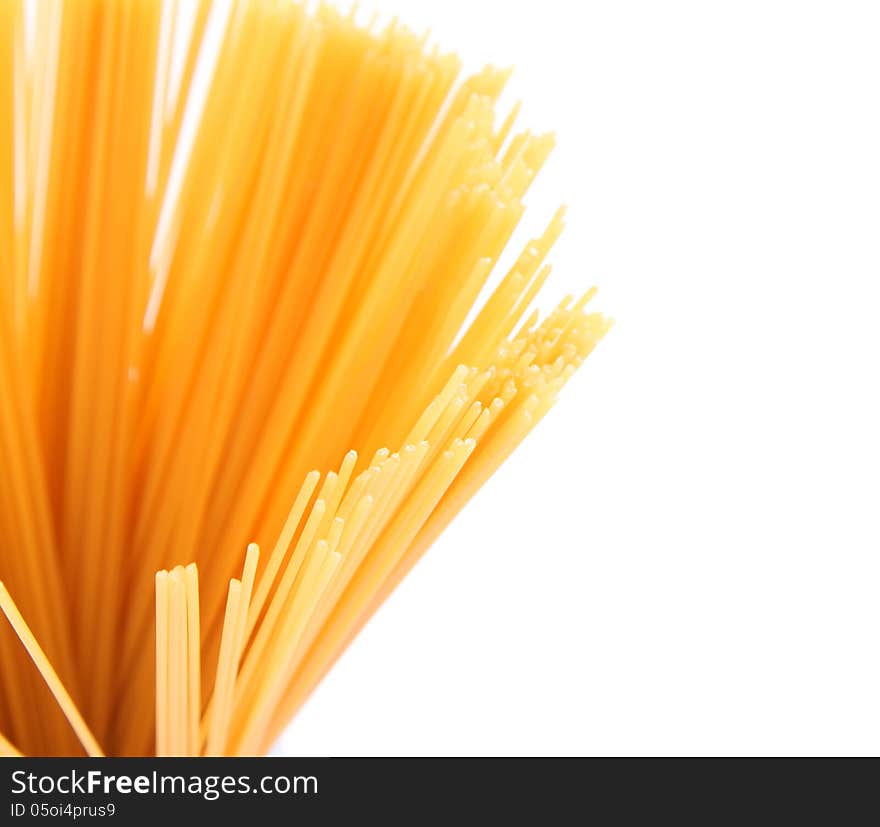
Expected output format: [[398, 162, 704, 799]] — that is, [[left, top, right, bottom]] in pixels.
[[0, 0, 611, 756]]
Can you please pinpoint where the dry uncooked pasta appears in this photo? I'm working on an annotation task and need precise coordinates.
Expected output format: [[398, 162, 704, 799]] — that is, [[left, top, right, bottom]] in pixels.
[[0, 0, 611, 756]]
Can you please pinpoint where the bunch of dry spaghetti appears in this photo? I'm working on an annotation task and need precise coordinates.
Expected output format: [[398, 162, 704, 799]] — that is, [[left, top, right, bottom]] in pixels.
[[0, 0, 609, 757]]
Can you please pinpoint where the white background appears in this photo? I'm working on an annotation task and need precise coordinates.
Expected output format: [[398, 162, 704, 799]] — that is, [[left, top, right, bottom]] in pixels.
[[275, 0, 880, 756]]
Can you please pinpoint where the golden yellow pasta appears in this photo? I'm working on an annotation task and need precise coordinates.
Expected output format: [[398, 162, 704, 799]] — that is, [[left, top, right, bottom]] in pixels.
[[0, 0, 611, 756]]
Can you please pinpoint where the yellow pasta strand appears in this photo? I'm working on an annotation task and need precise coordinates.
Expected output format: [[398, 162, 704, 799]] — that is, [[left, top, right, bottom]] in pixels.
[[0, 729, 22, 757], [0, 582, 103, 757]]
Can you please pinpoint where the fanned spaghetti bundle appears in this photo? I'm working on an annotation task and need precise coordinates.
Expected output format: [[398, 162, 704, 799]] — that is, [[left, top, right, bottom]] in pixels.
[[0, 0, 610, 757]]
